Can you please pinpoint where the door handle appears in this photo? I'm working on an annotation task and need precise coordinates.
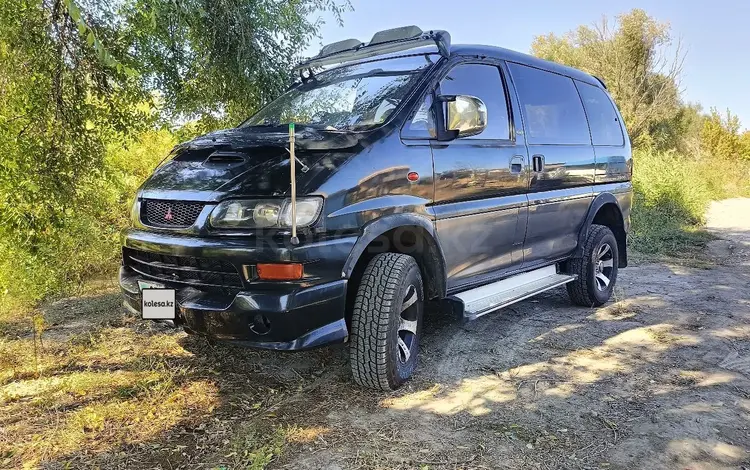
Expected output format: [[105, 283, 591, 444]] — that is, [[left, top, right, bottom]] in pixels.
[[510, 155, 524, 174], [532, 154, 545, 172]]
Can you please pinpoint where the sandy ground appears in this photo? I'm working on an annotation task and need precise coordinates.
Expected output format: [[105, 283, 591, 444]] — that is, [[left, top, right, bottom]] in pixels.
[[16, 199, 750, 469], [266, 198, 750, 470], [705, 199, 750, 265], [276, 198, 750, 470]]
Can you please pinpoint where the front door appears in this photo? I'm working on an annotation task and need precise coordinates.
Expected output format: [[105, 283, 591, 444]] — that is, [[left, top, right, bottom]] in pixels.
[[430, 62, 529, 291]]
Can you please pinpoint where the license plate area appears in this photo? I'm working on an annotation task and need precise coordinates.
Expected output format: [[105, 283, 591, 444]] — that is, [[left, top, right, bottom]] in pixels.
[[140, 281, 176, 320]]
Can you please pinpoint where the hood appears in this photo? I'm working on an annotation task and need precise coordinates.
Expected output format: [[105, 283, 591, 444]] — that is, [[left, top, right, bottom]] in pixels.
[[139, 127, 361, 201]]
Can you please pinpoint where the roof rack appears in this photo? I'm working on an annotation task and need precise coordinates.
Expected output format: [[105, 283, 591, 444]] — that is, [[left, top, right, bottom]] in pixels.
[[294, 26, 451, 71]]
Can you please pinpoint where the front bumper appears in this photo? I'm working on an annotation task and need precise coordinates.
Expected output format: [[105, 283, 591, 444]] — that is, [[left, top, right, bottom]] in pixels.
[[121, 267, 348, 350], [120, 229, 357, 350]]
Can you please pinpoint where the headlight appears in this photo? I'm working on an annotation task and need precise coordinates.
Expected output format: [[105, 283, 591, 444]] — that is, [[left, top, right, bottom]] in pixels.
[[280, 199, 324, 227], [209, 198, 323, 229]]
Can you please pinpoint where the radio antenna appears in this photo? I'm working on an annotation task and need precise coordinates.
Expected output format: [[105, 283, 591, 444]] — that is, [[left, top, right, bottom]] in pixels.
[[289, 123, 299, 245]]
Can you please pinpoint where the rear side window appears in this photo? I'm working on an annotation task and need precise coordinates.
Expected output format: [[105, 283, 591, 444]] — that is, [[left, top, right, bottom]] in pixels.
[[439, 64, 511, 140], [576, 81, 624, 146], [508, 63, 590, 145]]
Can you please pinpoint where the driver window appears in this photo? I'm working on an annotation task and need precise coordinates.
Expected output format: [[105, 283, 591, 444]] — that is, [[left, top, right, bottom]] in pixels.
[[439, 64, 511, 140]]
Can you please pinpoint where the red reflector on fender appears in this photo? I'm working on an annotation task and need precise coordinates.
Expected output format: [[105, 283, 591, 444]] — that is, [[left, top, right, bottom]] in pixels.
[[257, 263, 304, 280]]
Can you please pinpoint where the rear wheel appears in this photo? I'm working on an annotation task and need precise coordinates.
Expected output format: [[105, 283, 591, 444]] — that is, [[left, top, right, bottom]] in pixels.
[[567, 224, 619, 307], [350, 253, 424, 391]]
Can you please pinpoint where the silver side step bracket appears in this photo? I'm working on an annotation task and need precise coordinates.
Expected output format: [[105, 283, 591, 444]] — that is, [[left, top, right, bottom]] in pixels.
[[450, 265, 576, 322]]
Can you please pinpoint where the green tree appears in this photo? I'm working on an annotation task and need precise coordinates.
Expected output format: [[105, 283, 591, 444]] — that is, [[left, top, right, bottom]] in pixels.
[[531, 9, 684, 148], [123, 0, 350, 130], [700, 108, 746, 159], [741, 131, 750, 160], [0, 0, 348, 310]]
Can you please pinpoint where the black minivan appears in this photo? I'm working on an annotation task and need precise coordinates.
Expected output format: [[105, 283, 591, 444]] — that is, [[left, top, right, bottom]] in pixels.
[[120, 26, 632, 390]]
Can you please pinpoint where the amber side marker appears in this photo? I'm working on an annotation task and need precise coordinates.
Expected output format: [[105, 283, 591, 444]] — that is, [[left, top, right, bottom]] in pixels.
[[256, 263, 304, 280]]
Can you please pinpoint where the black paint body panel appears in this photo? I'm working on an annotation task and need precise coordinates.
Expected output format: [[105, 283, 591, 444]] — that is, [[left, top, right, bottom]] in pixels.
[[120, 43, 633, 349]]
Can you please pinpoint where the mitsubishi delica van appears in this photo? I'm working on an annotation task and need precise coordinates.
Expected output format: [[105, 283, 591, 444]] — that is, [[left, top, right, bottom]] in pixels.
[[120, 26, 633, 391]]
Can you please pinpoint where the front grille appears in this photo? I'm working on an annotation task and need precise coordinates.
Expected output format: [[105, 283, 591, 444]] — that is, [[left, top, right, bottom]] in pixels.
[[141, 199, 204, 228], [123, 248, 243, 292]]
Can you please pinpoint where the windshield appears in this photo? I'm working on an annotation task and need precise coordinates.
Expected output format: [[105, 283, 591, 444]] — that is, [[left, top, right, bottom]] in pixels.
[[241, 55, 436, 131]]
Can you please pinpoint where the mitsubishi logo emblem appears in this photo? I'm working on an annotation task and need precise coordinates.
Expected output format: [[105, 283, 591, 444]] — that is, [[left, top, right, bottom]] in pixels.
[[164, 208, 174, 221]]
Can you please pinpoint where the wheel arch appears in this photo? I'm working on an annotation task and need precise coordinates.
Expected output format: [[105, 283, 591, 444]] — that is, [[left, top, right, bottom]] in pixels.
[[343, 214, 447, 305], [576, 193, 628, 267]]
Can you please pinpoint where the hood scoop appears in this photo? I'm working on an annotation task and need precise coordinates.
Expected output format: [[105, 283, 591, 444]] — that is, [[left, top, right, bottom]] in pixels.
[[203, 151, 248, 167]]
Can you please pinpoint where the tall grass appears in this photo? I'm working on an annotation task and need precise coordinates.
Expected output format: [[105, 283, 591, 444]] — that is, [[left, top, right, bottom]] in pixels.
[[630, 149, 750, 255]]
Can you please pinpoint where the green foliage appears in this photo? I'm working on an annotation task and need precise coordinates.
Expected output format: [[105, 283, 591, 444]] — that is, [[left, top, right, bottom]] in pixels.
[[700, 108, 750, 160], [123, 0, 350, 127], [0, 129, 175, 315], [631, 148, 750, 255], [532, 9, 750, 256], [0, 0, 151, 315], [63, 0, 137, 76], [0, 0, 347, 315]]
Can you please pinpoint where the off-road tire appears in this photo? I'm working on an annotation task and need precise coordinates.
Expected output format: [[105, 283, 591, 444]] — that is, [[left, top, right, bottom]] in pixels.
[[567, 224, 619, 307], [350, 253, 424, 391]]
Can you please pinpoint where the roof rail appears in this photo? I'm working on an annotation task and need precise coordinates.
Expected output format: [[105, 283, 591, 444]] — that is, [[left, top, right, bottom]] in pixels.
[[294, 26, 451, 71]]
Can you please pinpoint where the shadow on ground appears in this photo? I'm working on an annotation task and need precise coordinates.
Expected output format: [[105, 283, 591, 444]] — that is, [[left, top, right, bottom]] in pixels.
[[2, 226, 750, 469]]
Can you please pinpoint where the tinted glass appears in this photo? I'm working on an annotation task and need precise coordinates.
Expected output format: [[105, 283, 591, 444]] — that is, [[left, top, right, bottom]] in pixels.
[[402, 94, 436, 139], [508, 63, 590, 145], [439, 64, 511, 140], [576, 81, 624, 146]]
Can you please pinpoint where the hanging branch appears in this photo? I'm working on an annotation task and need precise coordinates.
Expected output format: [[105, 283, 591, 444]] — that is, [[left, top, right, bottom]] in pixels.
[[62, 0, 137, 77]]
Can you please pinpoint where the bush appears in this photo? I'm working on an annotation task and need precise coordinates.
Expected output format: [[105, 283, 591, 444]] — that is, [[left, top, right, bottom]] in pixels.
[[0, 129, 175, 318], [631, 148, 750, 255]]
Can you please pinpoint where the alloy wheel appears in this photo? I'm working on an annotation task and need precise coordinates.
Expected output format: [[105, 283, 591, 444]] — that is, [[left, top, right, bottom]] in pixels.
[[396, 284, 419, 363], [594, 242, 614, 291]]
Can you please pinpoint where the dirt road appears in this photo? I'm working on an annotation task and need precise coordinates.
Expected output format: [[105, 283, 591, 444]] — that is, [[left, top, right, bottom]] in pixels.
[[5, 199, 750, 469], [269, 199, 750, 470]]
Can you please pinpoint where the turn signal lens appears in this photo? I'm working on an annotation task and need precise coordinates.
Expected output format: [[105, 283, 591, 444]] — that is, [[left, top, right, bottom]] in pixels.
[[256, 263, 303, 280]]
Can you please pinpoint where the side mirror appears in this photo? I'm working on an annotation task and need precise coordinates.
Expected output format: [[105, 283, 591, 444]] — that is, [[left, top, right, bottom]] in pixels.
[[436, 95, 487, 141]]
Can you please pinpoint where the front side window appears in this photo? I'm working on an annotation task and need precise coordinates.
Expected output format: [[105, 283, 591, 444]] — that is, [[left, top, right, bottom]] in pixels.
[[508, 63, 590, 145], [402, 93, 436, 139], [576, 81, 624, 146], [241, 55, 436, 131], [438, 63, 511, 140]]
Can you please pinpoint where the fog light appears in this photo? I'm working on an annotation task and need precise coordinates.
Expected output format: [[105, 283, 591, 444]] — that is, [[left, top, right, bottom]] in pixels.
[[256, 263, 303, 280], [250, 314, 271, 335]]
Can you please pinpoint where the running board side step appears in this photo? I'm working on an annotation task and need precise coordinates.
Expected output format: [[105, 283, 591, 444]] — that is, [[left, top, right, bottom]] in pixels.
[[449, 265, 576, 322]]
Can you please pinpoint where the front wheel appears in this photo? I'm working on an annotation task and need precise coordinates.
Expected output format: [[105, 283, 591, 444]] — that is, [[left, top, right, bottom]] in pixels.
[[567, 224, 619, 307], [350, 253, 424, 391]]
